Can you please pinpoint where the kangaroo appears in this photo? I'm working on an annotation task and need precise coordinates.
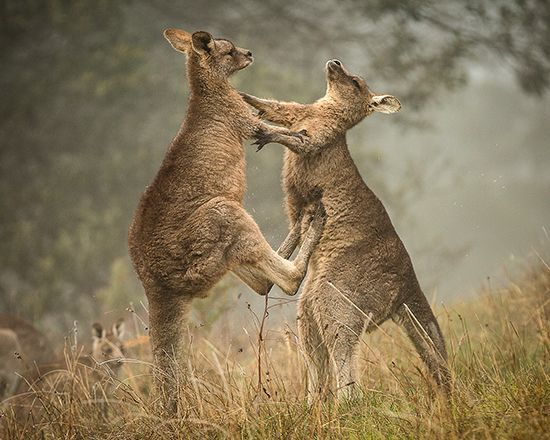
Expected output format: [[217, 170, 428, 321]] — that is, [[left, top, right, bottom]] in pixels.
[[0, 315, 55, 399], [89, 319, 126, 374], [241, 59, 451, 400], [9, 321, 126, 421], [0, 329, 21, 399], [0, 315, 54, 367], [127, 28, 326, 404], [14, 320, 126, 390]]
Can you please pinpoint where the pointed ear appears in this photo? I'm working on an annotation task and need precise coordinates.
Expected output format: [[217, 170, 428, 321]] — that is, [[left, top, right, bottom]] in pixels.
[[112, 319, 125, 339], [191, 31, 214, 55], [370, 95, 401, 114], [91, 323, 104, 340], [164, 28, 191, 53]]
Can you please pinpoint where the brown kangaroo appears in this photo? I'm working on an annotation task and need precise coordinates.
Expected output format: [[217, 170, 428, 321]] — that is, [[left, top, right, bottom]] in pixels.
[[241, 59, 451, 400], [0, 329, 21, 399], [9, 321, 126, 421], [0, 315, 55, 399], [14, 320, 126, 390], [127, 28, 326, 404], [0, 315, 54, 367]]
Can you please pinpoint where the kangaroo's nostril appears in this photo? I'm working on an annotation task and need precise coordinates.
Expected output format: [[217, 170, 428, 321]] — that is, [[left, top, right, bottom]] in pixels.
[[246, 51, 252, 57]]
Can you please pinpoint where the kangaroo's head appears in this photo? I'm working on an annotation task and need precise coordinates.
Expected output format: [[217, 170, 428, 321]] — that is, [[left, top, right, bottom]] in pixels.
[[91, 319, 126, 366], [164, 28, 253, 85], [325, 59, 401, 126]]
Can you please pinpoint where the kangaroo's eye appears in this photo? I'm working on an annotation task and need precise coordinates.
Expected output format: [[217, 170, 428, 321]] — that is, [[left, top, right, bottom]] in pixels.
[[351, 78, 361, 90]]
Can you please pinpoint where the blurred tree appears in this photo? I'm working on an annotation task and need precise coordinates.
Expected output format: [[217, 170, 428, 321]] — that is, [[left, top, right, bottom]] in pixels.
[[0, 0, 548, 331], [0, 0, 151, 325]]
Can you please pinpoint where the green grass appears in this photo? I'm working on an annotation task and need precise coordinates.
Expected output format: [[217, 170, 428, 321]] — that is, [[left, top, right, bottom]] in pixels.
[[2, 259, 549, 439]]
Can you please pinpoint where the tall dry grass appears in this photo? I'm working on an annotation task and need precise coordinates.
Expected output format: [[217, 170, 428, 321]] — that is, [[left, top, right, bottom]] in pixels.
[[1, 258, 549, 439]]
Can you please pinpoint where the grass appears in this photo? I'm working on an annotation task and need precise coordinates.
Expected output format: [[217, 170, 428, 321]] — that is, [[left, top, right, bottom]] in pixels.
[[1, 258, 549, 439]]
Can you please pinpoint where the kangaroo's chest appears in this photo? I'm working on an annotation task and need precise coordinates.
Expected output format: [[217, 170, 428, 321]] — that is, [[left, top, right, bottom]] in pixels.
[[282, 152, 326, 200]]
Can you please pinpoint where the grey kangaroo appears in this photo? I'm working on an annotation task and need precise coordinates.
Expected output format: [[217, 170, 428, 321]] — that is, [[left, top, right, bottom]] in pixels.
[[241, 59, 451, 400], [128, 29, 325, 408]]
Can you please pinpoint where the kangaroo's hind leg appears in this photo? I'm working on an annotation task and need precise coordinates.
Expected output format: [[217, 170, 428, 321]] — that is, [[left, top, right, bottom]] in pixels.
[[233, 215, 303, 295], [228, 201, 325, 296], [326, 313, 365, 401], [313, 283, 366, 401], [146, 289, 194, 414], [297, 297, 331, 403], [393, 293, 452, 398]]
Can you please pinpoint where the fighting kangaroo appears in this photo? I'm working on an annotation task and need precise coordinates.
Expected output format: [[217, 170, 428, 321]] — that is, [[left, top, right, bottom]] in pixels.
[[128, 29, 325, 406], [241, 59, 451, 400]]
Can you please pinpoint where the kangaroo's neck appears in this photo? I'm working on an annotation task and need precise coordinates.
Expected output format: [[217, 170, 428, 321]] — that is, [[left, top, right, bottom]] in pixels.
[[187, 60, 233, 101], [187, 86, 237, 114], [316, 98, 363, 133]]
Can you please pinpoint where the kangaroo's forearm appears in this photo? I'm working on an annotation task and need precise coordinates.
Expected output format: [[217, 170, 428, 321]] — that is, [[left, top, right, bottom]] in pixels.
[[254, 121, 296, 138], [241, 93, 301, 127], [252, 121, 312, 153], [275, 135, 318, 155]]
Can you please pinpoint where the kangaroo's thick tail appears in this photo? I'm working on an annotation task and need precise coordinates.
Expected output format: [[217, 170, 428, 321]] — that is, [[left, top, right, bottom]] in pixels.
[[393, 293, 452, 399]]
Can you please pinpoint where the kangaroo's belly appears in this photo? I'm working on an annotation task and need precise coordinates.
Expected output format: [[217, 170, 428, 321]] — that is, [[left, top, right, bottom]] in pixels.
[[131, 196, 238, 295], [301, 195, 419, 316]]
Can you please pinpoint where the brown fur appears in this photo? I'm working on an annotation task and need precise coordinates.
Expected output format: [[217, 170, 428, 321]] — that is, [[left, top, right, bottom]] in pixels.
[[241, 60, 451, 400], [0, 315, 55, 399], [0, 329, 21, 399], [127, 29, 326, 407], [13, 320, 126, 392], [8, 321, 126, 421], [0, 315, 54, 368]]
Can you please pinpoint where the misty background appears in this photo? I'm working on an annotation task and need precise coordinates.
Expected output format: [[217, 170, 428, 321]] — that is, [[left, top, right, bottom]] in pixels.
[[1, 0, 548, 338]]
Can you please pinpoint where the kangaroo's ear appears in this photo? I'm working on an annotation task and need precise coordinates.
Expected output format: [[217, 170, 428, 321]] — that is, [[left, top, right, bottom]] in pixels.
[[164, 28, 191, 53], [112, 319, 125, 339], [370, 95, 401, 114], [191, 31, 214, 55], [92, 323, 104, 340]]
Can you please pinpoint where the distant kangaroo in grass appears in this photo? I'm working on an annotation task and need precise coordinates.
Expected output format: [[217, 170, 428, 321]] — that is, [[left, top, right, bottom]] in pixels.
[[128, 29, 326, 405], [0, 315, 55, 399], [10, 321, 126, 421], [241, 59, 451, 400], [0, 329, 22, 399], [0, 318, 123, 400], [34, 320, 125, 379]]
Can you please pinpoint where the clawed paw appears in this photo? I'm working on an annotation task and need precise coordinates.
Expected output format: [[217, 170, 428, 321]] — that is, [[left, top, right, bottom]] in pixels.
[[290, 129, 309, 143], [253, 127, 277, 151], [308, 199, 327, 229], [253, 133, 274, 152], [314, 202, 327, 224]]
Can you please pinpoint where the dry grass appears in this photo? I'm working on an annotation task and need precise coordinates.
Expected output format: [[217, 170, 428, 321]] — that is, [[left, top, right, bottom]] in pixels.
[[1, 259, 549, 439]]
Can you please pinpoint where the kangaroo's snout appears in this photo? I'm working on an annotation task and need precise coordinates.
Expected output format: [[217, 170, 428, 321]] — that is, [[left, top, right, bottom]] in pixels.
[[326, 59, 342, 71]]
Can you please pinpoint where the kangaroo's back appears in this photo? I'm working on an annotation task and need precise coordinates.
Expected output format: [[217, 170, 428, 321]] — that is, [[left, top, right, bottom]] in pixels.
[[0, 328, 21, 398], [0, 315, 54, 366]]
